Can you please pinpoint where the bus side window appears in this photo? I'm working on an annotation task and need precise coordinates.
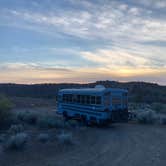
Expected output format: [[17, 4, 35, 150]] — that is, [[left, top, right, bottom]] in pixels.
[[77, 95, 81, 103], [96, 96, 101, 105], [86, 95, 90, 104], [63, 94, 67, 102], [91, 96, 95, 104], [66, 94, 69, 103], [81, 95, 85, 104], [65, 94, 72, 103], [69, 94, 73, 103], [62, 94, 65, 102], [72, 94, 76, 103]]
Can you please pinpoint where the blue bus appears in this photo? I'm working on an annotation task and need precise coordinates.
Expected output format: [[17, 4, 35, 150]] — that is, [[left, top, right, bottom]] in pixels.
[[57, 85, 128, 125]]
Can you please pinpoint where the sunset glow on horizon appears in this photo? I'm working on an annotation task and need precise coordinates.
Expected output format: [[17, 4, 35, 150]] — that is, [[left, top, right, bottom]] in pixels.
[[0, 0, 166, 85]]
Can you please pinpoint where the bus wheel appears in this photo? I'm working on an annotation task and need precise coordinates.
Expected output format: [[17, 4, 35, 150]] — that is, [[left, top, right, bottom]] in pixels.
[[98, 119, 108, 127], [122, 112, 128, 122], [82, 116, 90, 126], [85, 120, 91, 126], [63, 111, 69, 121]]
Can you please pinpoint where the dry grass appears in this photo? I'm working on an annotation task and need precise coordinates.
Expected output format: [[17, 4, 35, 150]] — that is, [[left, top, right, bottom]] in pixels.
[[37, 133, 49, 143], [7, 124, 24, 135], [57, 131, 73, 144], [4, 133, 28, 150], [0, 95, 13, 126]]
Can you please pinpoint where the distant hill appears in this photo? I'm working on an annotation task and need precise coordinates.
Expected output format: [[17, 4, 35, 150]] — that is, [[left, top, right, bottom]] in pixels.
[[0, 81, 165, 103]]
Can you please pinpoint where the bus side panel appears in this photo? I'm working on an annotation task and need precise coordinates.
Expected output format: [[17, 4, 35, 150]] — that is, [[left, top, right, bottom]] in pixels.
[[58, 102, 110, 123]]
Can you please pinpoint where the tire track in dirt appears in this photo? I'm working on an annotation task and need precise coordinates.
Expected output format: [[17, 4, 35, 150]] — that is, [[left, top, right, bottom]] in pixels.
[[54, 124, 166, 166]]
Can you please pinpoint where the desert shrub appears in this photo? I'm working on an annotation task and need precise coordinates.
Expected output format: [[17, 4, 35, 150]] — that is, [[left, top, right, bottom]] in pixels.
[[37, 133, 49, 143], [8, 124, 24, 135], [159, 116, 166, 125], [57, 131, 73, 144], [0, 134, 5, 143], [54, 117, 62, 128], [17, 112, 25, 121], [0, 95, 13, 126], [136, 110, 157, 124], [4, 133, 28, 150], [151, 103, 166, 114], [37, 115, 64, 129], [37, 116, 53, 128], [17, 111, 38, 125]]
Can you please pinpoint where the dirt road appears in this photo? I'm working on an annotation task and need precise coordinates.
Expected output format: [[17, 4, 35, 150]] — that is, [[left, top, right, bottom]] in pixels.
[[1, 123, 166, 166]]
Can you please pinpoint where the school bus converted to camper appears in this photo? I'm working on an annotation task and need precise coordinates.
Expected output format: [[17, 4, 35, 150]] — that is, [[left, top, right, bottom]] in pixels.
[[57, 86, 128, 125]]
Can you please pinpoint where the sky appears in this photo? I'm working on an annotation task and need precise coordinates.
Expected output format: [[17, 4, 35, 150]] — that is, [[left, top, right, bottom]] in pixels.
[[0, 0, 166, 85]]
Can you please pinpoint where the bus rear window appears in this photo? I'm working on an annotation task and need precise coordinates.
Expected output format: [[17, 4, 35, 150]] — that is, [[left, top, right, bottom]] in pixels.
[[86, 95, 90, 104]]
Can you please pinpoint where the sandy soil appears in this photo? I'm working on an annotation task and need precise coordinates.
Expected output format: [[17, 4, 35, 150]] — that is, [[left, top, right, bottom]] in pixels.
[[0, 122, 166, 166]]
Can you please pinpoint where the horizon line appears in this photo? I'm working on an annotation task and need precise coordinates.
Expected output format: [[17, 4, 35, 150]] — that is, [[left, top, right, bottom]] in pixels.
[[0, 80, 165, 86]]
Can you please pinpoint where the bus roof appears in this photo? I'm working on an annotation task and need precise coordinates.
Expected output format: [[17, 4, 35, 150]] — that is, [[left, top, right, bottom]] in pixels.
[[59, 87, 128, 95]]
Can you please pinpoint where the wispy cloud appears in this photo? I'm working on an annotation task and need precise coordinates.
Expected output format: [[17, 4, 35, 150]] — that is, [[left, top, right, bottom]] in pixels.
[[81, 49, 148, 69], [0, 62, 73, 72], [136, 0, 166, 9], [1, 1, 166, 42]]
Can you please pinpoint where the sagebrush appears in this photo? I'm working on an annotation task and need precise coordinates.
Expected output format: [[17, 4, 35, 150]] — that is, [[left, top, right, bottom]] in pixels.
[[57, 131, 73, 144], [37, 133, 49, 143], [37, 115, 64, 129], [8, 124, 24, 135], [0, 95, 13, 126], [136, 110, 157, 124], [17, 111, 37, 125], [4, 132, 28, 150]]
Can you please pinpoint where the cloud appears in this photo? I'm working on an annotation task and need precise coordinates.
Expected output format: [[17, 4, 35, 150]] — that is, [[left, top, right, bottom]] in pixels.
[[136, 0, 166, 9], [0, 62, 73, 72], [0, 0, 166, 84], [81, 44, 166, 69], [1, 1, 166, 42], [81, 49, 148, 69]]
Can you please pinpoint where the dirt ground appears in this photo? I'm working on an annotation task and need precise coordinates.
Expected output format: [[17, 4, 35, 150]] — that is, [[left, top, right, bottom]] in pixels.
[[0, 120, 166, 166]]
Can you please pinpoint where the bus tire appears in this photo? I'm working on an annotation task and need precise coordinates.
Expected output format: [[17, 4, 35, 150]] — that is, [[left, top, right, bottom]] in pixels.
[[85, 120, 91, 126], [123, 111, 128, 122], [63, 111, 69, 121], [82, 116, 91, 126]]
